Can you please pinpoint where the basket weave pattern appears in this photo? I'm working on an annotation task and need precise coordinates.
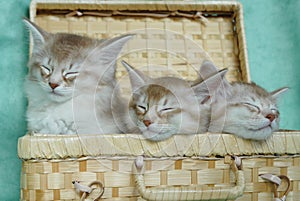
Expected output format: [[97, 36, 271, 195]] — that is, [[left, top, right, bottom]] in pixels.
[[19, 133, 300, 200], [21, 155, 300, 200]]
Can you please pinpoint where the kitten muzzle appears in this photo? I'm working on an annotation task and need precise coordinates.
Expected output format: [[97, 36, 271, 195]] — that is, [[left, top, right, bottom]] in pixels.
[[143, 119, 152, 127], [265, 114, 276, 122], [49, 82, 59, 89]]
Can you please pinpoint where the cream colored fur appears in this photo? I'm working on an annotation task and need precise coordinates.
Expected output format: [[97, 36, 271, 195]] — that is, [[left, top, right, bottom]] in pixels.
[[122, 61, 227, 141], [24, 19, 132, 134], [197, 61, 288, 140]]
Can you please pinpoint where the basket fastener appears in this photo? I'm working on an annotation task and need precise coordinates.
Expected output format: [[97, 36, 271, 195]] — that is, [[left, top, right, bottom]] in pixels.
[[225, 155, 242, 170], [259, 173, 281, 185], [72, 180, 105, 201], [259, 174, 290, 201], [72, 180, 92, 193], [135, 155, 144, 170]]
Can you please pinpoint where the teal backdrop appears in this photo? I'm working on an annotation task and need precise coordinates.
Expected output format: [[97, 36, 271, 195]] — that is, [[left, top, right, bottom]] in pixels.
[[0, 0, 299, 200]]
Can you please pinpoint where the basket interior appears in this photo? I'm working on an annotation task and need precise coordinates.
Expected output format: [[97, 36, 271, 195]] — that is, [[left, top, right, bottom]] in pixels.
[[32, 1, 248, 98]]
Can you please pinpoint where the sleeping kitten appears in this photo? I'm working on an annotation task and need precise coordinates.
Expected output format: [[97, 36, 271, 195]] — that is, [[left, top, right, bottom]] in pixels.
[[122, 60, 227, 141], [196, 61, 288, 140], [23, 19, 132, 134]]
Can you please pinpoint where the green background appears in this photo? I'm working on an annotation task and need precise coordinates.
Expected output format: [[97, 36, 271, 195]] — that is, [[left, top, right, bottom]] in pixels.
[[0, 0, 299, 200]]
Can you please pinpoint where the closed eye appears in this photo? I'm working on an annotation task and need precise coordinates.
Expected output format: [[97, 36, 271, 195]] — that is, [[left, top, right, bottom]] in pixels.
[[137, 105, 146, 110], [40, 65, 51, 76], [64, 72, 79, 81], [241, 102, 261, 113], [161, 107, 174, 111], [159, 107, 176, 113], [271, 108, 279, 115], [136, 105, 147, 113]]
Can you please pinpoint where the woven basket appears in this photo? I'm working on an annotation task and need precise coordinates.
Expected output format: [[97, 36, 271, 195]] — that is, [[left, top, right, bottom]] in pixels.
[[19, 1, 300, 201]]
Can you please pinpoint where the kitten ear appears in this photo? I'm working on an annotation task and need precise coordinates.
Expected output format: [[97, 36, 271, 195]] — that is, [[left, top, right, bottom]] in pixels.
[[83, 34, 134, 83], [192, 68, 228, 104], [191, 60, 218, 85], [122, 60, 150, 92], [270, 87, 289, 99], [199, 60, 219, 79], [194, 60, 231, 89], [23, 18, 49, 50], [98, 34, 134, 64]]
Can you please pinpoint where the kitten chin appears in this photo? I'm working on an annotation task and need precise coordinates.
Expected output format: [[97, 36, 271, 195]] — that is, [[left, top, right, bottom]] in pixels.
[[223, 124, 278, 140], [220, 105, 280, 140], [137, 121, 178, 141], [142, 130, 174, 141]]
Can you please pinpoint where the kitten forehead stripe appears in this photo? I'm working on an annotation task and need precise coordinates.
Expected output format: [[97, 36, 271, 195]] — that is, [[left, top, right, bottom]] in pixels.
[[147, 85, 172, 102], [163, 98, 168, 106]]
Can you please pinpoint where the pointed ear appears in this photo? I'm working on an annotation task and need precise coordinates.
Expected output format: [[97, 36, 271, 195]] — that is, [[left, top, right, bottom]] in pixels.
[[192, 68, 228, 104], [82, 34, 134, 83], [122, 60, 150, 92], [96, 34, 134, 65], [89, 34, 133, 68], [198, 60, 219, 79], [271, 87, 289, 99], [23, 18, 49, 50]]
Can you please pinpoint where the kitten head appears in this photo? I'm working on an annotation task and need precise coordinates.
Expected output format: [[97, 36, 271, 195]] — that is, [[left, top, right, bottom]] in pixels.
[[221, 83, 288, 140], [131, 83, 182, 141], [197, 61, 289, 140], [122, 61, 227, 141], [23, 18, 132, 102]]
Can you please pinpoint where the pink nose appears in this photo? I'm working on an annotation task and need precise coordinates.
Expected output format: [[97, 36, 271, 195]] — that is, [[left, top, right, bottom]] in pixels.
[[266, 114, 275, 122], [49, 82, 59, 89], [143, 120, 152, 127]]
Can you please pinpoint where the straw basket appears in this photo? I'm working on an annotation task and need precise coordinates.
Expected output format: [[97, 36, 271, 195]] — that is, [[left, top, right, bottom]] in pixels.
[[18, 1, 300, 201]]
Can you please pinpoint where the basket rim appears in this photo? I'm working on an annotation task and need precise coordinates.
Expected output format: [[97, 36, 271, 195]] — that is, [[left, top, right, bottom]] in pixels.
[[31, 0, 243, 10], [18, 131, 300, 160]]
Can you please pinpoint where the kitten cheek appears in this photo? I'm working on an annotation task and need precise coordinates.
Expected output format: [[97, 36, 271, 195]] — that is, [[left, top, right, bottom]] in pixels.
[[136, 109, 145, 115], [67, 77, 76, 82], [40, 71, 50, 79], [41, 72, 50, 79], [271, 118, 279, 128], [65, 74, 79, 82], [159, 108, 181, 117], [158, 112, 167, 118], [62, 77, 74, 84], [136, 111, 145, 118], [137, 115, 146, 122]]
